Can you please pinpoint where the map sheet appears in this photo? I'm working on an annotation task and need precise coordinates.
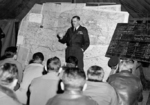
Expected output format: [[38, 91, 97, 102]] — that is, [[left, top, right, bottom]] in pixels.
[[17, 3, 129, 81]]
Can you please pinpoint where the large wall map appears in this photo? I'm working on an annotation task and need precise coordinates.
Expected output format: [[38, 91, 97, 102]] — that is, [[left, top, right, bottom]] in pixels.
[[17, 3, 129, 81]]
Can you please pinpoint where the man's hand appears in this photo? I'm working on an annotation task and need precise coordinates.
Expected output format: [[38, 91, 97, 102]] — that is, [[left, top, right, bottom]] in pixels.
[[81, 48, 84, 52], [57, 32, 64, 39]]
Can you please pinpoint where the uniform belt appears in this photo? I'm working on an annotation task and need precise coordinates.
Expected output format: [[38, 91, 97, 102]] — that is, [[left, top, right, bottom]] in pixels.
[[68, 44, 81, 48]]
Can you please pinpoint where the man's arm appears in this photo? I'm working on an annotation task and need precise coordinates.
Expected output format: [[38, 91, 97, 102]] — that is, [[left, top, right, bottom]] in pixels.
[[82, 28, 90, 51], [17, 62, 24, 83], [57, 29, 69, 44]]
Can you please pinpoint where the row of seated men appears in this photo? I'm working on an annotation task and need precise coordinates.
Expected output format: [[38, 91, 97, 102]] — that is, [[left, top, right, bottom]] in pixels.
[[0, 46, 143, 105]]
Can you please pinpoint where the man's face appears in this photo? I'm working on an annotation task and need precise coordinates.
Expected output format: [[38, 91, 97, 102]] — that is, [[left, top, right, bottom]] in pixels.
[[72, 18, 80, 28], [119, 59, 134, 71]]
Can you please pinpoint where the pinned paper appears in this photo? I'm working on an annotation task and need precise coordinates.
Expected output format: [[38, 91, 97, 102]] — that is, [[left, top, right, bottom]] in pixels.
[[17, 46, 31, 67], [29, 13, 43, 23], [17, 36, 24, 45]]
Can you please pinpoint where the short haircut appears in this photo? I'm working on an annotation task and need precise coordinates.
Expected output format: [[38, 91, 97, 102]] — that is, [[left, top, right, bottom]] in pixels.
[[66, 56, 78, 66], [108, 56, 119, 68], [32, 52, 44, 61], [0, 63, 18, 86], [4, 46, 17, 58], [87, 65, 104, 82], [72, 16, 80, 20], [62, 67, 86, 89], [47, 56, 61, 71]]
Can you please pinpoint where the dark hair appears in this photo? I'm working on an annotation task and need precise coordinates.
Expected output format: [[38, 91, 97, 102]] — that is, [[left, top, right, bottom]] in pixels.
[[0, 63, 18, 85], [5, 47, 17, 54], [72, 16, 80, 20], [62, 67, 86, 89], [32, 52, 44, 61], [47, 56, 60, 71], [87, 65, 104, 82], [66, 56, 78, 66], [0, 47, 17, 60], [141, 62, 150, 67]]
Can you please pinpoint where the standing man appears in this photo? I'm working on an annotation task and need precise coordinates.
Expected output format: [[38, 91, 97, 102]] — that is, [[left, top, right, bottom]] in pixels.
[[57, 16, 90, 70]]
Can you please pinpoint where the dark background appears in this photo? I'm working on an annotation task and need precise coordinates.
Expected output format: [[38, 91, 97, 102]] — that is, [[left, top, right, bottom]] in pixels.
[[0, 0, 150, 21]]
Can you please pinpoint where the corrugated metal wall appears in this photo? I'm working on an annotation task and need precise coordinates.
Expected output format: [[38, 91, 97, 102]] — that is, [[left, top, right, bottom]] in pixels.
[[0, 0, 150, 21]]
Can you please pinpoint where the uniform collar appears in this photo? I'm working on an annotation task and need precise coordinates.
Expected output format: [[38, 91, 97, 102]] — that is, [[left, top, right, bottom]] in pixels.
[[73, 25, 80, 31], [75, 25, 80, 30]]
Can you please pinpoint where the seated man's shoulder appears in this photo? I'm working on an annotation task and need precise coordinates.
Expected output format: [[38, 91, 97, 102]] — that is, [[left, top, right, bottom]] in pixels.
[[84, 96, 98, 105], [46, 95, 98, 105], [30, 76, 43, 86], [46, 95, 61, 105], [25, 63, 43, 71], [94, 82, 116, 95], [102, 82, 115, 89], [130, 75, 142, 85], [131, 74, 140, 80], [107, 74, 119, 82]]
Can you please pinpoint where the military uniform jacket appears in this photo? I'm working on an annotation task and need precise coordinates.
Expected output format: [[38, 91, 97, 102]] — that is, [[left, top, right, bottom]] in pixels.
[[108, 71, 143, 105], [58, 25, 90, 51]]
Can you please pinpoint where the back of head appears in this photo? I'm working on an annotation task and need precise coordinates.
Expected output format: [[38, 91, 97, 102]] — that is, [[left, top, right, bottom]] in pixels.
[[62, 67, 86, 90], [66, 56, 78, 67], [119, 59, 135, 72], [47, 56, 61, 72], [32, 52, 44, 64], [72, 15, 80, 20], [0, 63, 18, 88], [1, 46, 17, 60], [87, 65, 104, 82], [108, 56, 119, 68]]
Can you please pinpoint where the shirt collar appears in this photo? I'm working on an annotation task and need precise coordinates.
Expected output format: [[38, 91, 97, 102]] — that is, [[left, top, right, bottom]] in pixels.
[[29, 63, 43, 67], [44, 71, 59, 80]]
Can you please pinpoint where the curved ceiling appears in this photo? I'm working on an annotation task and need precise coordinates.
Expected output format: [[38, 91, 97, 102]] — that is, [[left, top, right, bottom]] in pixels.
[[0, 0, 150, 21]]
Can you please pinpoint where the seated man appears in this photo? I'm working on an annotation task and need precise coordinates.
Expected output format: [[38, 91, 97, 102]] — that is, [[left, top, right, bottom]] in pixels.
[[108, 59, 143, 105], [0, 47, 23, 85], [66, 56, 78, 68], [29, 56, 61, 105], [0, 63, 22, 105], [16, 52, 44, 104], [58, 56, 78, 77], [84, 65, 118, 105], [46, 67, 98, 105]]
